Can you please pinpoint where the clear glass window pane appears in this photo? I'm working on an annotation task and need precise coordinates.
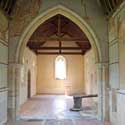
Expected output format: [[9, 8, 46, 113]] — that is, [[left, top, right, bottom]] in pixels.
[[55, 56, 66, 80]]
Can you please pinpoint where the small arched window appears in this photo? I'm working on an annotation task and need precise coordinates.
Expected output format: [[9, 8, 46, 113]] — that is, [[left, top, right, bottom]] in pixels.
[[55, 55, 66, 80]]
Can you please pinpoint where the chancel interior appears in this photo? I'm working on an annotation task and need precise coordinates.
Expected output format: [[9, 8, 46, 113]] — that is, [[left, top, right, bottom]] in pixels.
[[0, 0, 125, 125]]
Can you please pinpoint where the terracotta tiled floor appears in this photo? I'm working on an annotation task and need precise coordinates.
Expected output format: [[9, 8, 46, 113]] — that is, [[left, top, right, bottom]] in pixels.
[[10, 95, 111, 125]]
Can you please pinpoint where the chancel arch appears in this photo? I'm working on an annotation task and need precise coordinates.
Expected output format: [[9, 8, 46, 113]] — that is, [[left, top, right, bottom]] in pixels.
[[12, 5, 109, 121]]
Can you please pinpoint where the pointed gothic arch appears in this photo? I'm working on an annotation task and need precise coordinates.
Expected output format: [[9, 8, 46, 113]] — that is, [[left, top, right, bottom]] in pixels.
[[13, 5, 109, 121], [15, 5, 101, 63]]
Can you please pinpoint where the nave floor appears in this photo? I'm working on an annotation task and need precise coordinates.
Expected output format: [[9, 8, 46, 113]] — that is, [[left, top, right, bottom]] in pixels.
[[8, 95, 110, 125], [8, 119, 111, 125]]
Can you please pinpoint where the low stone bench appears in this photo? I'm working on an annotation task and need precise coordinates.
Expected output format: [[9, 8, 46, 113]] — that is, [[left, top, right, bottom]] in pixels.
[[70, 94, 98, 111]]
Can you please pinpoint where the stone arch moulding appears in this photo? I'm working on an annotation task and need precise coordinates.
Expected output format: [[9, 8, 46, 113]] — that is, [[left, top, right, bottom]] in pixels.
[[16, 5, 102, 63], [14, 5, 106, 121]]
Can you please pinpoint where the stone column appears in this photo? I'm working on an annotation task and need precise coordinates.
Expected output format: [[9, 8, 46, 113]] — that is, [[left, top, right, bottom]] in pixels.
[[96, 63, 103, 120], [102, 63, 110, 121], [8, 63, 17, 121], [96, 62, 109, 121], [8, 63, 26, 121]]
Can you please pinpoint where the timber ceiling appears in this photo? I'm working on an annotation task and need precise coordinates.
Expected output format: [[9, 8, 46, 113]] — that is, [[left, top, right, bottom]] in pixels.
[[27, 14, 91, 55], [99, 0, 123, 15], [0, 0, 17, 15]]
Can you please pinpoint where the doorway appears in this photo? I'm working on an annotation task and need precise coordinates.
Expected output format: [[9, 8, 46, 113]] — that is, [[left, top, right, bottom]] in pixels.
[[27, 70, 31, 99]]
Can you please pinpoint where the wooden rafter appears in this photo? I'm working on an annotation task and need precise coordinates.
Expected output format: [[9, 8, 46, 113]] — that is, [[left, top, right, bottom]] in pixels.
[[36, 52, 85, 55], [29, 37, 89, 43], [28, 47, 89, 50], [100, 0, 123, 15], [0, 0, 17, 15], [27, 14, 91, 55], [76, 42, 85, 54]]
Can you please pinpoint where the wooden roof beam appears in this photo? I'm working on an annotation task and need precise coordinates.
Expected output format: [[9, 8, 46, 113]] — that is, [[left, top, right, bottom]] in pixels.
[[36, 52, 85, 55], [29, 47, 89, 50], [29, 37, 89, 43]]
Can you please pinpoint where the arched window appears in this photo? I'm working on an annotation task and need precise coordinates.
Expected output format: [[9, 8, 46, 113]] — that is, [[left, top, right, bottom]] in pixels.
[[55, 56, 66, 80]]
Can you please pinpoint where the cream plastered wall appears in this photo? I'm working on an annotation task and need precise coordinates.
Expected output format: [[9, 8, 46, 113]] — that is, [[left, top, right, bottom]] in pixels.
[[0, 10, 8, 125], [19, 47, 37, 105], [84, 49, 97, 95], [37, 55, 84, 95]]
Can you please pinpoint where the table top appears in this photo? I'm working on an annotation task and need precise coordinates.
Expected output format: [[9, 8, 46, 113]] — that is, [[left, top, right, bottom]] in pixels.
[[73, 94, 98, 98]]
